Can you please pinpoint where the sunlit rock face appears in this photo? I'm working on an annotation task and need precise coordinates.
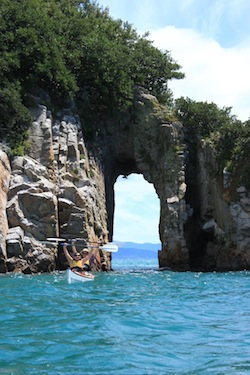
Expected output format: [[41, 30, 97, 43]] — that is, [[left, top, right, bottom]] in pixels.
[[0, 105, 109, 273], [0, 88, 249, 273], [101, 89, 189, 270], [0, 150, 11, 272], [100, 88, 250, 271]]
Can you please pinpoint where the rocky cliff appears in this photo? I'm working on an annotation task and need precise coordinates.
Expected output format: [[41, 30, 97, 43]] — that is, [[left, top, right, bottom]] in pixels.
[[0, 104, 109, 273], [184, 140, 250, 270], [0, 88, 249, 273]]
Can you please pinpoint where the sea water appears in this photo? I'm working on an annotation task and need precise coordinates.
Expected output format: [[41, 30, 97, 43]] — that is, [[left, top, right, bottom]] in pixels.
[[0, 258, 250, 375]]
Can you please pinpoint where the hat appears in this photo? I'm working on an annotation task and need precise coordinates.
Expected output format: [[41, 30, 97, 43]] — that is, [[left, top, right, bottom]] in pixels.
[[81, 248, 89, 253]]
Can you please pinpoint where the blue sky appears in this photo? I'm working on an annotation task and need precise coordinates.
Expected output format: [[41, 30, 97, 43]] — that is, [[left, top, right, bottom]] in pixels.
[[113, 175, 160, 244], [97, 0, 250, 244]]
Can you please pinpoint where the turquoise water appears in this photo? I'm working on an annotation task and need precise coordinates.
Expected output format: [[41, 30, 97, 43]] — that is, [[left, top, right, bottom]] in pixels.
[[0, 258, 250, 375]]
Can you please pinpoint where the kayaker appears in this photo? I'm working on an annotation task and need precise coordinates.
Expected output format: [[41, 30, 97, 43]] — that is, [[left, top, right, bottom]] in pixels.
[[73, 240, 102, 271], [71, 240, 95, 271], [80, 248, 91, 271], [63, 242, 97, 273]]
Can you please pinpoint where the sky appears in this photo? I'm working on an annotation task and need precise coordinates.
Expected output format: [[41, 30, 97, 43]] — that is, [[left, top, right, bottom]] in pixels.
[[97, 0, 250, 244]]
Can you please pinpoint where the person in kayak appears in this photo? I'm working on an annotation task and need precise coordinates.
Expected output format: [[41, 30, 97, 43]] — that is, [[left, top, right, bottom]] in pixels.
[[72, 240, 98, 271], [80, 248, 93, 271], [63, 242, 98, 273]]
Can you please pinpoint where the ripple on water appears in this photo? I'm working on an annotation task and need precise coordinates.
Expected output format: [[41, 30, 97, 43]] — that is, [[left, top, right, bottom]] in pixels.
[[0, 267, 250, 374]]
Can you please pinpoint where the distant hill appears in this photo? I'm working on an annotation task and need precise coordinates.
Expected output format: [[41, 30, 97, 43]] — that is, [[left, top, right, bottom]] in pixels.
[[114, 241, 160, 250], [112, 241, 161, 258]]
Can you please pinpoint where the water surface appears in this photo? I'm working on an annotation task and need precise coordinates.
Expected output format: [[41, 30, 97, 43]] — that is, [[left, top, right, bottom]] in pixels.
[[0, 258, 249, 374]]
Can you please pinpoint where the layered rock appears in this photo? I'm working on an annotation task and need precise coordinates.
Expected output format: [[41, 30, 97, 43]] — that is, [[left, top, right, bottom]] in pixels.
[[0, 151, 11, 272], [185, 142, 250, 270], [0, 105, 109, 273], [100, 90, 189, 270], [0, 88, 249, 273], [98, 89, 250, 271]]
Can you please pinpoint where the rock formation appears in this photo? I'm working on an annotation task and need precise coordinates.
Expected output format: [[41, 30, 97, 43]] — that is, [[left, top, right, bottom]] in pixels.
[[100, 89, 189, 270], [0, 150, 11, 272], [184, 141, 250, 270], [0, 88, 249, 273], [1, 104, 109, 273]]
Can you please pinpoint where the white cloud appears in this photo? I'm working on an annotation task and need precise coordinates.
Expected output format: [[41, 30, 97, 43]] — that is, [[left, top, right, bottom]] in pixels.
[[150, 26, 250, 120], [115, 174, 157, 201], [113, 27, 250, 242], [99, 0, 250, 47], [97, 0, 250, 243], [98, 1, 250, 121], [114, 175, 160, 243]]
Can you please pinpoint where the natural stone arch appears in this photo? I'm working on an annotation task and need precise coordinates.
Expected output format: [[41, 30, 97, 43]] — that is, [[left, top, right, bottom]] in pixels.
[[99, 89, 190, 270], [1, 88, 249, 273], [98, 88, 250, 271], [2, 86, 249, 274]]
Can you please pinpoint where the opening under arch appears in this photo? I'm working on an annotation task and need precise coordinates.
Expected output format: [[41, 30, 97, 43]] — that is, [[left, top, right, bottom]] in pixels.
[[113, 174, 160, 244]]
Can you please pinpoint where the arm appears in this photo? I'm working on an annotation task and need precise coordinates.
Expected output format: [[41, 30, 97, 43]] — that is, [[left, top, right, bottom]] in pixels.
[[71, 240, 77, 255], [63, 243, 73, 265], [81, 248, 96, 262], [92, 247, 101, 266], [81, 246, 99, 265], [90, 246, 102, 268]]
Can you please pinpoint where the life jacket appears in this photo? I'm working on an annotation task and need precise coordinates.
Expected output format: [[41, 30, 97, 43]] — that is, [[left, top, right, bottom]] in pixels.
[[82, 258, 91, 271], [70, 260, 83, 269]]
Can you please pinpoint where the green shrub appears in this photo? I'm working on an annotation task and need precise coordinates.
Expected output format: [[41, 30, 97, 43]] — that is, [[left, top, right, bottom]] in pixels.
[[174, 97, 250, 188], [0, 0, 184, 148]]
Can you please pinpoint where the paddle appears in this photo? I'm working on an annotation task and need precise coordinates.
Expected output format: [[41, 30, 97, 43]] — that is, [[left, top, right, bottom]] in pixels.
[[43, 238, 118, 252], [46, 237, 87, 244], [99, 243, 118, 253], [87, 242, 118, 252], [41, 240, 60, 245], [46, 237, 68, 242]]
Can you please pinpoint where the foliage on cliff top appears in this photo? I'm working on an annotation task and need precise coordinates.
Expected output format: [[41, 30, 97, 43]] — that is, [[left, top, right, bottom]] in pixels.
[[175, 97, 250, 189], [0, 0, 184, 150]]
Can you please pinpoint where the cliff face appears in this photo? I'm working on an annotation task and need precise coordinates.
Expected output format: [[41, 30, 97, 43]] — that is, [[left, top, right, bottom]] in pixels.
[[101, 90, 189, 270], [184, 141, 250, 270], [0, 151, 11, 271], [0, 89, 249, 273], [0, 105, 109, 273]]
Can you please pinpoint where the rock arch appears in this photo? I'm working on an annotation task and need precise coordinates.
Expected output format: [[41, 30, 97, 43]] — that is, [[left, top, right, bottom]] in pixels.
[[99, 89, 250, 271], [100, 89, 190, 270], [2, 88, 249, 273]]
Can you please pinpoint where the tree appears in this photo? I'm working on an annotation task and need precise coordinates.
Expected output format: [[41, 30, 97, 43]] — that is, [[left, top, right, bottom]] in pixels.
[[0, 0, 185, 148], [174, 97, 250, 188]]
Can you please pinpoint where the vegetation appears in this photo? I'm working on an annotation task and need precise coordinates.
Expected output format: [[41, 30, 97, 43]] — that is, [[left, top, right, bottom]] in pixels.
[[1, 0, 249, 190], [175, 97, 250, 189], [0, 0, 184, 150]]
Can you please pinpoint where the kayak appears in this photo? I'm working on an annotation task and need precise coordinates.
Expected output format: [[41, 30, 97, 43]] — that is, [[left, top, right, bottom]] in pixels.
[[66, 269, 95, 284]]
